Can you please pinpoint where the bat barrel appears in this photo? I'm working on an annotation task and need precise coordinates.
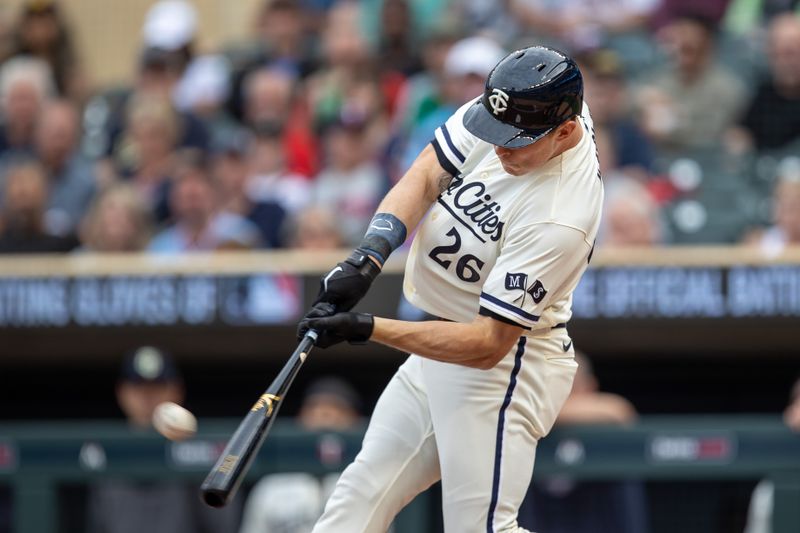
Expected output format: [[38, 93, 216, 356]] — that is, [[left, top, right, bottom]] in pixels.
[[199, 331, 318, 507]]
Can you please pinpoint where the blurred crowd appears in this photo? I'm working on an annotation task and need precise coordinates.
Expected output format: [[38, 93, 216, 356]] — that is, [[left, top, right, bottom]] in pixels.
[[0, 0, 799, 255]]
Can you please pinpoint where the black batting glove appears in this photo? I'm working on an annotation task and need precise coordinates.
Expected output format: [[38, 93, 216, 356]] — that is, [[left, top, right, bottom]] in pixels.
[[314, 249, 381, 312], [298, 304, 374, 349]]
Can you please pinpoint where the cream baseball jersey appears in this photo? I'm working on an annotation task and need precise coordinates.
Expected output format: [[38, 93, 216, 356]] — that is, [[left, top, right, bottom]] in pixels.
[[404, 97, 604, 330]]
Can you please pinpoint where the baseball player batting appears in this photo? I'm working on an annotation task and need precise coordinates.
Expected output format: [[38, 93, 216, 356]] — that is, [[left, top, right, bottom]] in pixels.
[[299, 45, 603, 533]]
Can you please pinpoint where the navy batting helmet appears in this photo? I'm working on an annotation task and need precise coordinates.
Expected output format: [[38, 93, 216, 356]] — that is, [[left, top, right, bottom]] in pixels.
[[463, 45, 583, 148]]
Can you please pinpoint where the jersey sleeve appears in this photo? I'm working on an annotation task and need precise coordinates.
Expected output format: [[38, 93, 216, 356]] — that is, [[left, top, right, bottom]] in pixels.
[[479, 223, 592, 329], [430, 97, 482, 177]]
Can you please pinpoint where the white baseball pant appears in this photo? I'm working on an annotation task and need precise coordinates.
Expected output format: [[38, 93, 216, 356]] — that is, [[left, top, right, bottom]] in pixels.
[[311, 327, 577, 533]]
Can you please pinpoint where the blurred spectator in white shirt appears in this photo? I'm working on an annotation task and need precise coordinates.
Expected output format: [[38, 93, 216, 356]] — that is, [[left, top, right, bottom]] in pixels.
[[246, 121, 312, 216], [314, 112, 385, 245]]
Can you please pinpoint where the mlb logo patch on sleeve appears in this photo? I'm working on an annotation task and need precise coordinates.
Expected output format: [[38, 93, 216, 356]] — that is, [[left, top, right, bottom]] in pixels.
[[505, 272, 528, 290]]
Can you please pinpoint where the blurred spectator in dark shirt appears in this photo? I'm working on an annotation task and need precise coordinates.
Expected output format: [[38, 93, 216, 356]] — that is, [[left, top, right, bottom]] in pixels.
[[213, 130, 286, 249], [0, 162, 78, 253], [375, 0, 421, 121], [738, 13, 800, 151], [239, 377, 363, 533], [377, 0, 422, 77], [286, 205, 346, 250], [7, 0, 88, 103], [245, 122, 312, 216], [228, 0, 317, 95], [635, 13, 746, 152], [0, 56, 53, 156], [32, 99, 95, 236], [242, 66, 319, 178], [87, 346, 240, 533], [602, 177, 666, 246], [520, 352, 647, 533], [314, 113, 385, 245], [580, 49, 654, 179], [79, 184, 153, 252], [149, 151, 261, 253]]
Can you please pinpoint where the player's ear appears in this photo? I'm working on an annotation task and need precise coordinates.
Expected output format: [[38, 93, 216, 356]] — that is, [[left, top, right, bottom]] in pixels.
[[555, 118, 578, 140]]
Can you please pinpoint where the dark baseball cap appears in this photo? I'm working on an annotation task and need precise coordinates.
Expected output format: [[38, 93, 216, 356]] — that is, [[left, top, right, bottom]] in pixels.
[[120, 346, 181, 383], [303, 377, 362, 414]]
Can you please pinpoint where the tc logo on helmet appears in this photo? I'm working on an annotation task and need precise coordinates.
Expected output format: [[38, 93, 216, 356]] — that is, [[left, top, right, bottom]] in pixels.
[[488, 88, 509, 116]]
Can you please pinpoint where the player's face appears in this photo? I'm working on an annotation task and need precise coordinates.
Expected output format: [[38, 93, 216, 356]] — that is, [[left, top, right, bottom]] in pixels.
[[493, 120, 579, 176]]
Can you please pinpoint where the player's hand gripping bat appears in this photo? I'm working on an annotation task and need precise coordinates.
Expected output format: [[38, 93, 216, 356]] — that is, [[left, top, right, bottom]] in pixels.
[[199, 330, 318, 508]]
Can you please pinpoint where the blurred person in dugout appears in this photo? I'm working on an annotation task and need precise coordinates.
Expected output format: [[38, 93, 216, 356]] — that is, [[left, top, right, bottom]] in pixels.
[[744, 376, 800, 533], [634, 12, 746, 153], [148, 150, 262, 253], [519, 351, 648, 533], [0, 161, 78, 253], [87, 346, 240, 533], [239, 377, 363, 533]]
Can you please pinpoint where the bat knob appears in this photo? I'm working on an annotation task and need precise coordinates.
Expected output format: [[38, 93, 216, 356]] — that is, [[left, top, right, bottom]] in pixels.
[[201, 486, 228, 508]]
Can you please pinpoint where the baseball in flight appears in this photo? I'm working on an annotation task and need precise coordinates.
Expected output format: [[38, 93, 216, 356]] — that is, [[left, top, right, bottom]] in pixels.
[[153, 401, 197, 441]]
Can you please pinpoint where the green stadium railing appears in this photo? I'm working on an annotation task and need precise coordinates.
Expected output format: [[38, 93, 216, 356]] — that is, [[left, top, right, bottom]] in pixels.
[[1, 416, 798, 533]]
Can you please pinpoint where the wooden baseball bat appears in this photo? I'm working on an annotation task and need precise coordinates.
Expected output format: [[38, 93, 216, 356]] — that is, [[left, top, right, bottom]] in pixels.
[[200, 330, 318, 508]]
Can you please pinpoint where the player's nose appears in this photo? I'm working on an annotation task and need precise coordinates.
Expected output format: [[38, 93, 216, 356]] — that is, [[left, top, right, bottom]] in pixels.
[[494, 145, 513, 158]]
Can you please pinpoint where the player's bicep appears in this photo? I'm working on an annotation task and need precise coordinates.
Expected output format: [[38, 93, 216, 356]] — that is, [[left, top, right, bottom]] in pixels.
[[479, 224, 591, 329]]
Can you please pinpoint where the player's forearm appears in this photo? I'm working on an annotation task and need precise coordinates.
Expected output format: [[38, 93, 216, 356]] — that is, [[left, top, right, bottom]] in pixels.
[[370, 317, 514, 370], [374, 144, 449, 236]]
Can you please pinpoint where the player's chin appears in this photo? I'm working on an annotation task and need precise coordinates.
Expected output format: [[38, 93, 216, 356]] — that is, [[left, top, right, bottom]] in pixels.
[[499, 161, 523, 176]]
